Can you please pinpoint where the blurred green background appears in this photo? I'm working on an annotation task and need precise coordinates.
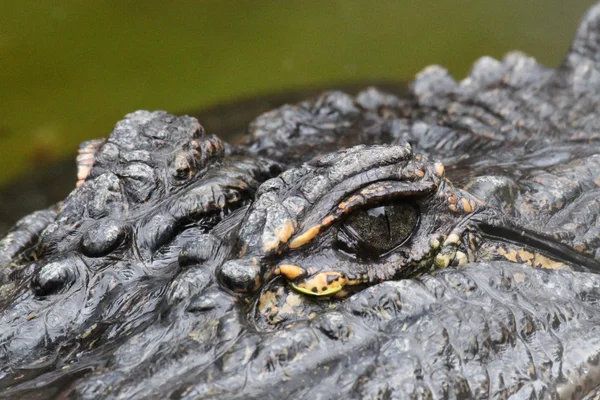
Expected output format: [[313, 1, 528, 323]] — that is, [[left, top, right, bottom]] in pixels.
[[0, 0, 596, 186]]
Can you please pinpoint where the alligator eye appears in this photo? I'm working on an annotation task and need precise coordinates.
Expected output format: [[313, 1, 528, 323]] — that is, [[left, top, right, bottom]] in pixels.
[[335, 202, 418, 259]]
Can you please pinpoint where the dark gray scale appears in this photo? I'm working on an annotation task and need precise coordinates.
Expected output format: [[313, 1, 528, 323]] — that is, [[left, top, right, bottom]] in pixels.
[[30, 256, 82, 296], [0, 209, 56, 267], [80, 219, 128, 257]]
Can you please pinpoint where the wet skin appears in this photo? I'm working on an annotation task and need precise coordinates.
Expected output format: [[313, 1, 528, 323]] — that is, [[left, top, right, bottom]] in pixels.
[[4, 3, 600, 399]]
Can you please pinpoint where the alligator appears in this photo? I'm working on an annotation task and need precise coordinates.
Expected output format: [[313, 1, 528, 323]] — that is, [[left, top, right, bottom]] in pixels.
[[3, 4, 600, 399]]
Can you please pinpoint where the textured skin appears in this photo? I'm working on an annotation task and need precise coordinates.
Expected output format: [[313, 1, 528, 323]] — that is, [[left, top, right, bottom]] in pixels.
[[3, 3, 600, 399]]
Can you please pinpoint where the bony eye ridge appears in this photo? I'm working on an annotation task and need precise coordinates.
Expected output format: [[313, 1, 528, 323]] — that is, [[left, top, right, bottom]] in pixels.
[[335, 201, 419, 260]]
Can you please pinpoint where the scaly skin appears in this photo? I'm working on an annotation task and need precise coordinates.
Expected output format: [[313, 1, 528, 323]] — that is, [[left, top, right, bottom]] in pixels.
[[3, 3, 600, 399]]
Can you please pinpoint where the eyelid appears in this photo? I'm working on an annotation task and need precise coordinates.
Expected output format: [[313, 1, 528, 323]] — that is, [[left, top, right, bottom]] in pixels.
[[289, 180, 433, 250]]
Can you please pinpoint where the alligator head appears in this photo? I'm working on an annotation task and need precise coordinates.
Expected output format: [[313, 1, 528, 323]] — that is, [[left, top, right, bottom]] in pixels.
[[3, 3, 600, 399]]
